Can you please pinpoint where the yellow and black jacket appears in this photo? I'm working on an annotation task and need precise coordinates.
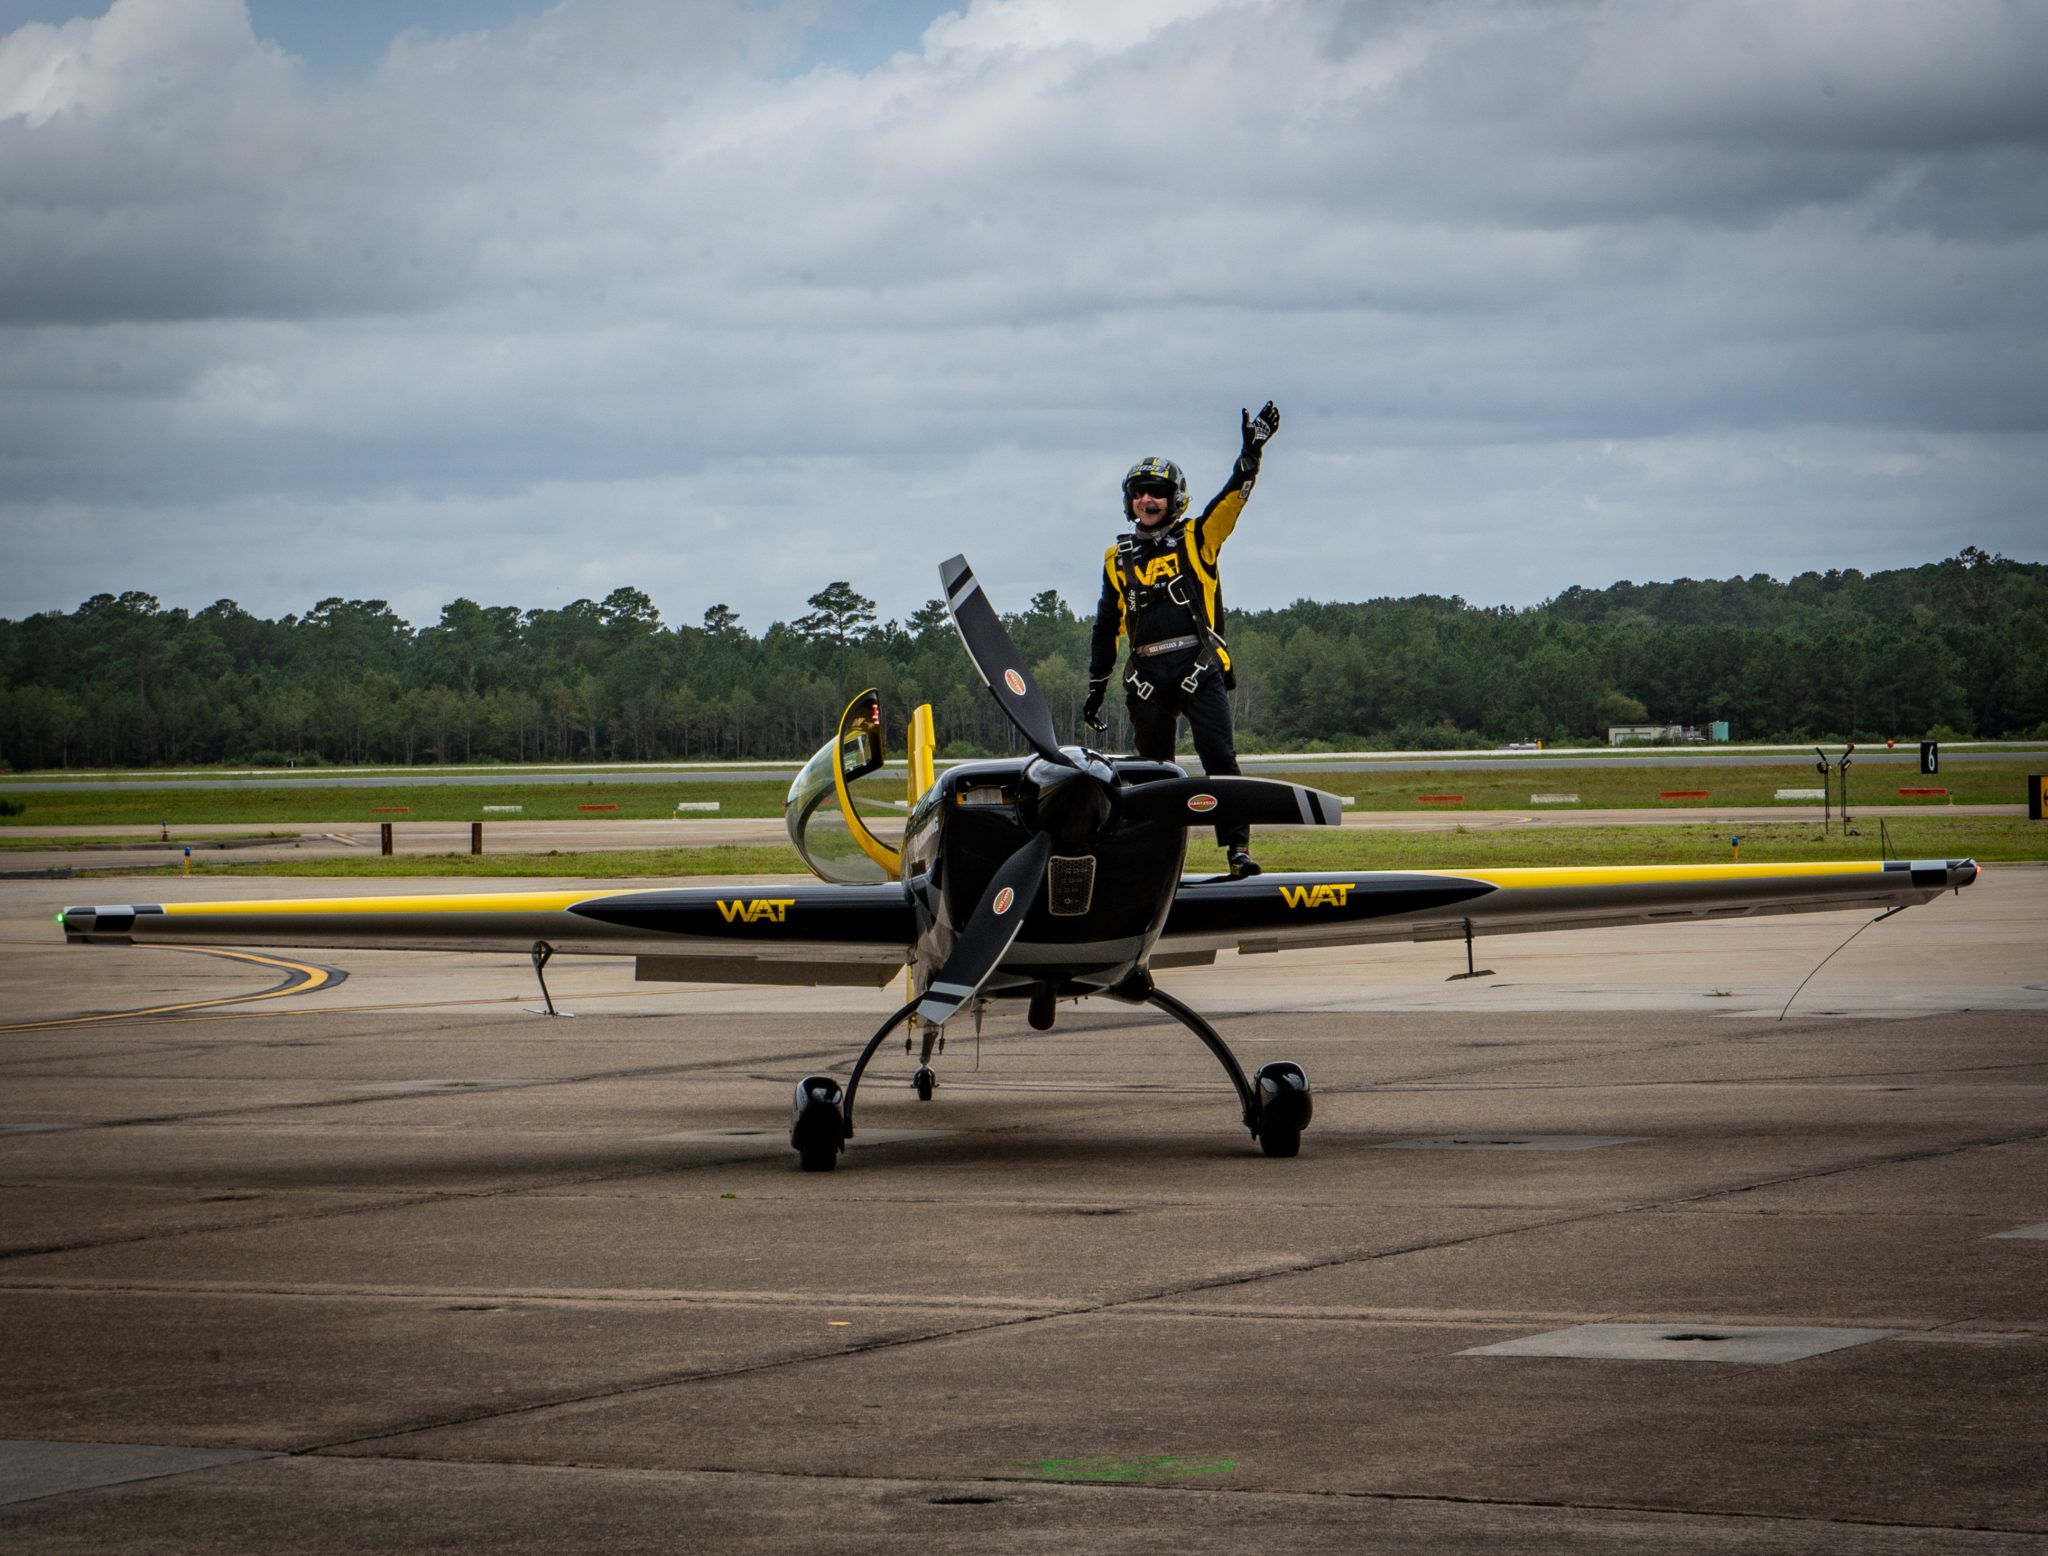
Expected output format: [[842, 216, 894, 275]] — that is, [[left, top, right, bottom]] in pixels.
[[1088, 475, 1252, 689]]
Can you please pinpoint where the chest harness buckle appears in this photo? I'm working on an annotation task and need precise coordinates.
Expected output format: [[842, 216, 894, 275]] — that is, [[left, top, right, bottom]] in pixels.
[[1118, 535, 1229, 700]]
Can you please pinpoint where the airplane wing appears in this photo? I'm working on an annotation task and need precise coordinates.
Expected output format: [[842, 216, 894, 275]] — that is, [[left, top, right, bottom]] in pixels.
[[57, 883, 917, 989], [1155, 859, 1981, 958], [55, 861, 1982, 985]]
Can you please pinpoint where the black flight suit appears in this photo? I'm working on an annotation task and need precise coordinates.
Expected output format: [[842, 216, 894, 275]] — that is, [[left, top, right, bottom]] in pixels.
[[1088, 467, 1256, 850]]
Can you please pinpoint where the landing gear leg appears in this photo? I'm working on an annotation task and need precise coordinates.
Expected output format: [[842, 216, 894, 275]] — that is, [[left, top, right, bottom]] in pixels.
[[914, 1023, 939, 1101], [789, 997, 923, 1171], [1117, 976, 1312, 1157], [529, 940, 563, 1017], [792, 998, 921, 1172], [1140, 983, 1255, 1130]]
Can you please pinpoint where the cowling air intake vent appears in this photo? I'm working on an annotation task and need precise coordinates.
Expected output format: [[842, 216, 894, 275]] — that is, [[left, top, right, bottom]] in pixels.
[[1047, 855, 1097, 917]]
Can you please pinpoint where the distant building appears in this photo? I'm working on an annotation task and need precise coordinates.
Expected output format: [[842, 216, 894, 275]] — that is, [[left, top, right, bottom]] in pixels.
[[1608, 723, 1711, 745]]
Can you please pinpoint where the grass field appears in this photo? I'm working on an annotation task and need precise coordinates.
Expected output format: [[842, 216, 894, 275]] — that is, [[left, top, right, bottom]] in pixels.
[[3, 757, 2039, 827], [120, 816, 2041, 881], [0, 832, 297, 851], [0, 780, 802, 826], [140, 844, 810, 879], [1262, 760, 2039, 812]]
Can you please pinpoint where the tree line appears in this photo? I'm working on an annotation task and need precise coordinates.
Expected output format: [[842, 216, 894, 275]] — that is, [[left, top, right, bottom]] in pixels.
[[1, 548, 2041, 770]]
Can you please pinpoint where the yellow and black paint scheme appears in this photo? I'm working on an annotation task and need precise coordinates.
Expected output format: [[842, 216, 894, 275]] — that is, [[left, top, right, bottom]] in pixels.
[[784, 689, 905, 884], [55, 695, 1981, 1027], [907, 702, 936, 809], [58, 885, 916, 954], [900, 700, 939, 1014], [59, 882, 918, 990], [782, 689, 938, 885], [1093, 486, 1245, 676], [1153, 858, 1981, 959], [780, 690, 939, 885], [59, 853, 1979, 987], [826, 689, 899, 879], [45, 538, 1987, 1167]]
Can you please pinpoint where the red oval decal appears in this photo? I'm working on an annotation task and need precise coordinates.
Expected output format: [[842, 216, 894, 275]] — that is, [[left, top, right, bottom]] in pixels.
[[992, 886, 1016, 915], [1002, 669, 1026, 696], [1187, 793, 1218, 813]]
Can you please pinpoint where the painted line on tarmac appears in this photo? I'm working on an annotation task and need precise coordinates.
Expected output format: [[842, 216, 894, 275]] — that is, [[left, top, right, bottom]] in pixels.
[[0, 985, 686, 1035], [0, 947, 345, 1034]]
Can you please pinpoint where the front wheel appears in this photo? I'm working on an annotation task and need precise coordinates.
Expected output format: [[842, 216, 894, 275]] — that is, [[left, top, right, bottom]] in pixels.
[[791, 1074, 845, 1172], [1258, 1123, 1302, 1159], [1252, 1060, 1312, 1159]]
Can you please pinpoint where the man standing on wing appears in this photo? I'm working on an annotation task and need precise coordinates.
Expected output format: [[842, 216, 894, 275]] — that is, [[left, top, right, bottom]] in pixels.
[[1084, 400, 1279, 878]]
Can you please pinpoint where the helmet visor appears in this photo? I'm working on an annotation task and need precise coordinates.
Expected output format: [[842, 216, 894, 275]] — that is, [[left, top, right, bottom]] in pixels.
[[1128, 479, 1176, 502]]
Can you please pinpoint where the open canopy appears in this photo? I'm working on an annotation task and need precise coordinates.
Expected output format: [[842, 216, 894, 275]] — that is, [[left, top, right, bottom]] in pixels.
[[784, 689, 902, 885]]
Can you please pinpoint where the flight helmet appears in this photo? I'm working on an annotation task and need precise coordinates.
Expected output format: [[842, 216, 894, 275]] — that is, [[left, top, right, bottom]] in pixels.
[[1122, 457, 1188, 523]]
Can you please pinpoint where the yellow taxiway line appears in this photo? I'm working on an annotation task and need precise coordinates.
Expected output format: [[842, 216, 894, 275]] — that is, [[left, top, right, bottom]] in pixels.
[[0, 947, 338, 1034]]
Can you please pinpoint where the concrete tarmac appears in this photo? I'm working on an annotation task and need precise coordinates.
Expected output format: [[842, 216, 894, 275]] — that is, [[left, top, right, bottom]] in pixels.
[[0, 870, 2044, 1551]]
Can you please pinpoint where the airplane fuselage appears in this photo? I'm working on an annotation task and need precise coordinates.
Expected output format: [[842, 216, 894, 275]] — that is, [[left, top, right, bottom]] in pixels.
[[901, 753, 1191, 1002]]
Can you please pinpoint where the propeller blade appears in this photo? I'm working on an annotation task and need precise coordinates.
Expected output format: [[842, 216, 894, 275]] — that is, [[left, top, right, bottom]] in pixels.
[[938, 554, 1075, 769], [913, 832, 1054, 1027], [1118, 776, 1345, 829]]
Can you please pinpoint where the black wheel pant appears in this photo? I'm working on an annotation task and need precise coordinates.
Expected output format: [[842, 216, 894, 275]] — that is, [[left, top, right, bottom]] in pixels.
[[1125, 655, 1249, 850]]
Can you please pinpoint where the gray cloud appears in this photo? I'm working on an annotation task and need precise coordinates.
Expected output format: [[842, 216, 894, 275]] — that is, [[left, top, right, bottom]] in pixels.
[[1, 0, 2043, 633]]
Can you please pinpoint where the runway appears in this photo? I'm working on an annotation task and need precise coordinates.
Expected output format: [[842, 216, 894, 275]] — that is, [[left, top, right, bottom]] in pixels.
[[3, 800, 2025, 877], [1, 871, 2043, 1550], [5, 744, 2041, 794]]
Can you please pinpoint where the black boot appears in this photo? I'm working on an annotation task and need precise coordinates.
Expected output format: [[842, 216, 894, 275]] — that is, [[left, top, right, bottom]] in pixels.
[[1227, 847, 1261, 878]]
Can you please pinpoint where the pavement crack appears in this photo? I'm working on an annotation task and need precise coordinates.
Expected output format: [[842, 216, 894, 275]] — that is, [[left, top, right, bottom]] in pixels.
[[1664, 1123, 2048, 1207], [258, 1119, 2048, 1457], [301, 1312, 1040, 1457], [0, 1153, 789, 1264], [0, 1045, 864, 1140]]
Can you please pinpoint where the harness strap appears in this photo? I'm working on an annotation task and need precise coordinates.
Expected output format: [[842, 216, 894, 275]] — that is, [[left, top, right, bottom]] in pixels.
[[1117, 523, 1227, 697]]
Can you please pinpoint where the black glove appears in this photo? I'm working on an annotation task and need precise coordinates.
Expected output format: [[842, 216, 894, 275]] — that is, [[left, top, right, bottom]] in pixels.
[[1238, 400, 1280, 476], [1082, 676, 1109, 733]]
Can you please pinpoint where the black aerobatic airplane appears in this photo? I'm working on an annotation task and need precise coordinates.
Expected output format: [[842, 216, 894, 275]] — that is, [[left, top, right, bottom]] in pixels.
[[58, 557, 1981, 1169]]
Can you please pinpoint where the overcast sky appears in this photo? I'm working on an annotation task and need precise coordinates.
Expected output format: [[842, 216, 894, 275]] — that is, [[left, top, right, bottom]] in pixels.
[[2, 0, 2043, 635]]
